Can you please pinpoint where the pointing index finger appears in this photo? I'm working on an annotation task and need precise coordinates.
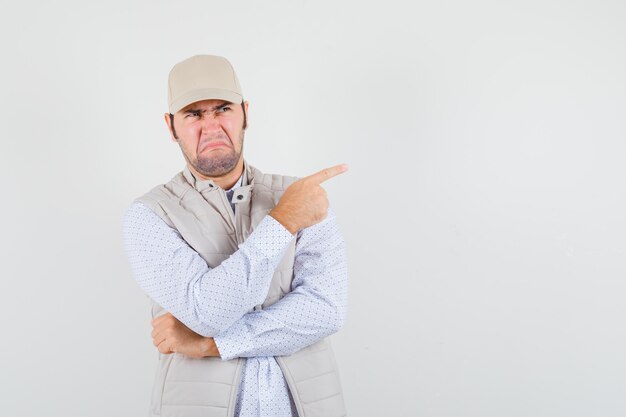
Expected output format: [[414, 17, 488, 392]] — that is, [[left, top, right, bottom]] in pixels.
[[306, 164, 349, 184]]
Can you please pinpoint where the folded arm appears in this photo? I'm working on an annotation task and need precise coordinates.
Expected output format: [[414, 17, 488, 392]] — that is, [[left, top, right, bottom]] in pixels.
[[122, 201, 294, 337]]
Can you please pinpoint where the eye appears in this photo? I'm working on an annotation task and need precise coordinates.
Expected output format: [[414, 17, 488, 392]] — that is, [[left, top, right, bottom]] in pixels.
[[185, 111, 201, 118], [217, 106, 231, 113]]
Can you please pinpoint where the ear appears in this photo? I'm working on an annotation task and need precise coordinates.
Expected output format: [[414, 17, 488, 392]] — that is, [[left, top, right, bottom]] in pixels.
[[164, 113, 178, 142], [243, 100, 249, 130]]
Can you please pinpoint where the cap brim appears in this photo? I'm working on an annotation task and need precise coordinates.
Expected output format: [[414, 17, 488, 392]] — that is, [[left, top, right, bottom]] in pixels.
[[169, 88, 243, 114]]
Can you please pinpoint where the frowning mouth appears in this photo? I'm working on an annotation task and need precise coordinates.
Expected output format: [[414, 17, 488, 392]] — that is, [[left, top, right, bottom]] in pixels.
[[199, 140, 231, 153]]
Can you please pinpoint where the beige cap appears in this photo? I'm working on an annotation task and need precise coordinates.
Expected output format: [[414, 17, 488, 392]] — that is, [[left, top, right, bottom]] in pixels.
[[167, 55, 243, 114]]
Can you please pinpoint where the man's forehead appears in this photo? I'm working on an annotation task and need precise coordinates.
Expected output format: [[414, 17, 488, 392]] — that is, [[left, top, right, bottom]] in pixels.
[[179, 99, 233, 112]]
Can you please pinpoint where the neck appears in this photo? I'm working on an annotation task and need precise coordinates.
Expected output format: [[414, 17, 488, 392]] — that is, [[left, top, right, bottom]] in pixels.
[[188, 158, 245, 190]]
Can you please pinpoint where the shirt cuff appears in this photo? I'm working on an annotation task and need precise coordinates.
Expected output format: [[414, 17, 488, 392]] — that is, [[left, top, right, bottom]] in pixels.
[[241, 214, 294, 261], [214, 319, 254, 361]]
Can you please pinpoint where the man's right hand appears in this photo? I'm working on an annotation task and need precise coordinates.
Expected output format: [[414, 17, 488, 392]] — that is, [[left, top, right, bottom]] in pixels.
[[269, 164, 348, 235]]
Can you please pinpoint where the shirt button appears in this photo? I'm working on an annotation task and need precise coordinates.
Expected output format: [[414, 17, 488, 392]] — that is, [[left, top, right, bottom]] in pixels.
[[236, 195, 243, 200]]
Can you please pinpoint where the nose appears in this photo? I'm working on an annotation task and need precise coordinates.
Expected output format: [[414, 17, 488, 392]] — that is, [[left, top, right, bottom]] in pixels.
[[200, 113, 220, 132]]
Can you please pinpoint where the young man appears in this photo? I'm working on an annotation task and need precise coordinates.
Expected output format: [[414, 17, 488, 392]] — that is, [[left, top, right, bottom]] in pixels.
[[123, 55, 348, 417]]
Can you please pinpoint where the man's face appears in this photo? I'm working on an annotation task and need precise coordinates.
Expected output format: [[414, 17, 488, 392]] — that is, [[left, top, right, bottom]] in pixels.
[[165, 99, 248, 178]]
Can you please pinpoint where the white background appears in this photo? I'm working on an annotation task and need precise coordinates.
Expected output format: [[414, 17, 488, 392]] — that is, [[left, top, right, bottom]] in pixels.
[[1, 1, 625, 416]]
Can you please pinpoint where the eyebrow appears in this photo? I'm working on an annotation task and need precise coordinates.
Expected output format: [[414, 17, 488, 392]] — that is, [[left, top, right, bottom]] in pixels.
[[183, 103, 231, 114], [183, 108, 205, 115]]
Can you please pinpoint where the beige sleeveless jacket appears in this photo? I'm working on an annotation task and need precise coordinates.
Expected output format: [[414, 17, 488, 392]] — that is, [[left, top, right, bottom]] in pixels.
[[135, 161, 346, 417]]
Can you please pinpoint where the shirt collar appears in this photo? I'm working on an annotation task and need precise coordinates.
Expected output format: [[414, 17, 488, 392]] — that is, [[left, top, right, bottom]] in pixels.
[[226, 172, 244, 192]]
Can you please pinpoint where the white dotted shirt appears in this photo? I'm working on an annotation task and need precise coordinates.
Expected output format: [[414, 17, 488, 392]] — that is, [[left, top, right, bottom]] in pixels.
[[122, 187, 348, 417]]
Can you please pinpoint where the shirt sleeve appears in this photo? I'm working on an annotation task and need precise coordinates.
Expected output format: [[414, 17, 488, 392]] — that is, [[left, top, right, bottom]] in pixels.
[[122, 201, 294, 337], [213, 208, 348, 360]]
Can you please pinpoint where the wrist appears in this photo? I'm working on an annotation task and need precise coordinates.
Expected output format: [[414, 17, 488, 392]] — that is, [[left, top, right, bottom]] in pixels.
[[201, 337, 221, 357], [269, 208, 298, 235]]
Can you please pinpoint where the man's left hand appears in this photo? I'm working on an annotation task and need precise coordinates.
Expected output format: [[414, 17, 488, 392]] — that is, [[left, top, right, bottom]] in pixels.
[[151, 312, 220, 358]]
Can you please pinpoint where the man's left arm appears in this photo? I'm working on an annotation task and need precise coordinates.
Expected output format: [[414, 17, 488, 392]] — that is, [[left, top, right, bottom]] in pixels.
[[213, 208, 348, 359]]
